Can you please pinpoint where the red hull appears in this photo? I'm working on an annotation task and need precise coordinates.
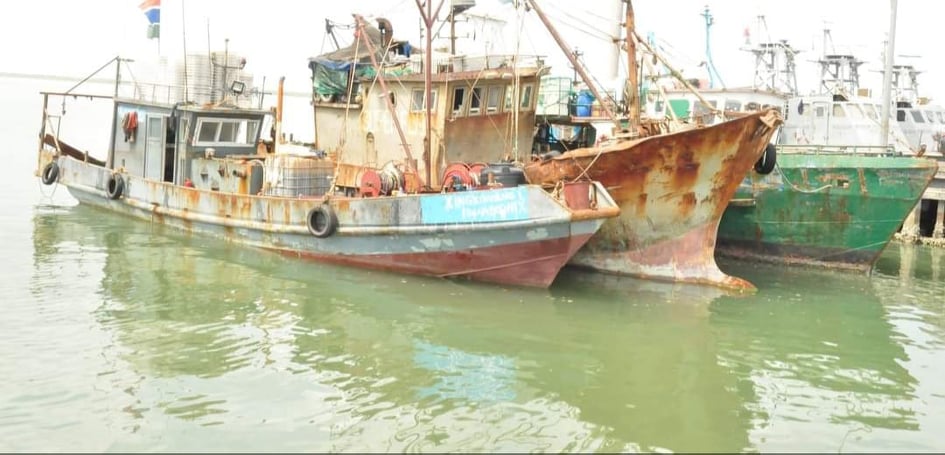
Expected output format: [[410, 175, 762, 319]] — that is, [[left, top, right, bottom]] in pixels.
[[276, 233, 595, 288]]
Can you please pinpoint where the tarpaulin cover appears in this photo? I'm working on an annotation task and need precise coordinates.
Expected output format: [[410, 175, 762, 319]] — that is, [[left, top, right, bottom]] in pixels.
[[307, 21, 412, 97]]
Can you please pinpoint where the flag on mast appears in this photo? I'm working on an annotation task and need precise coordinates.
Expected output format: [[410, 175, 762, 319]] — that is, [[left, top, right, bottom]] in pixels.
[[140, 0, 160, 39]]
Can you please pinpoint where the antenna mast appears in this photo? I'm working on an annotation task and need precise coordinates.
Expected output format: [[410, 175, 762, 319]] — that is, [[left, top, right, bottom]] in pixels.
[[880, 0, 898, 145], [414, 0, 447, 186], [624, 0, 640, 132], [701, 5, 725, 89]]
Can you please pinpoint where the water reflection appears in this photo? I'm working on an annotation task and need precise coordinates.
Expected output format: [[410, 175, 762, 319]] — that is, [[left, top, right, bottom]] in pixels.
[[21, 205, 945, 452]]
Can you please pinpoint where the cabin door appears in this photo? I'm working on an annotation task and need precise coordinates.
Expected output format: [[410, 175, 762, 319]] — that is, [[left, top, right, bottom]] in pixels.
[[175, 117, 190, 185], [143, 115, 166, 180]]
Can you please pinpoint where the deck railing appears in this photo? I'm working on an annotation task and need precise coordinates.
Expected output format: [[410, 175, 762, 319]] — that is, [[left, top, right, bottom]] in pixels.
[[777, 144, 901, 156]]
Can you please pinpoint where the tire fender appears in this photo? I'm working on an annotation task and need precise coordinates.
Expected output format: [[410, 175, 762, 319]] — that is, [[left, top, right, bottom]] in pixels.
[[754, 143, 777, 175], [41, 161, 60, 185], [306, 204, 338, 238], [106, 173, 125, 200]]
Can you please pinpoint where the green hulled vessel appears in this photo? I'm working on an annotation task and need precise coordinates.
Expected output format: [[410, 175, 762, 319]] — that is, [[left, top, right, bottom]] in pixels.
[[717, 151, 937, 270], [654, 34, 940, 273]]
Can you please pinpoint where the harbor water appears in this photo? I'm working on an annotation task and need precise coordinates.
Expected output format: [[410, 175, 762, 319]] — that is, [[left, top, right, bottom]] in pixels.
[[2, 75, 944, 452]]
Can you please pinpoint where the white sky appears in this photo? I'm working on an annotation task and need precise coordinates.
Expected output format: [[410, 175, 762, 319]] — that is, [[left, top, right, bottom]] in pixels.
[[1, 0, 936, 100]]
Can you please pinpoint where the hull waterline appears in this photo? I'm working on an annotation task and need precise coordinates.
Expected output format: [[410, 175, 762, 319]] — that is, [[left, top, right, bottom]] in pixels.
[[717, 153, 939, 271]]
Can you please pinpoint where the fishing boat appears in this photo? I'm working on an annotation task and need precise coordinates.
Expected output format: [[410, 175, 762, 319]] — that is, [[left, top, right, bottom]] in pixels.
[[34, 44, 619, 288], [309, 2, 783, 291], [521, 0, 781, 291], [887, 63, 945, 157], [657, 18, 938, 272]]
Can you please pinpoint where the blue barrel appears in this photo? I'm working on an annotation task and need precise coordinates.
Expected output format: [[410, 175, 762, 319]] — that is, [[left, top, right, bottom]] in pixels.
[[576, 90, 594, 117]]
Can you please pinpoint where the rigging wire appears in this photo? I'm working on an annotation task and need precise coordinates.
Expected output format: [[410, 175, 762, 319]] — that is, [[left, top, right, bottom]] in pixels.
[[543, 1, 615, 42], [540, 5, 614, 44]]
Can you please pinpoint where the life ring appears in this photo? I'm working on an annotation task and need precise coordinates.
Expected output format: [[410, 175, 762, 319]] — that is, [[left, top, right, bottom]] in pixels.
[[106, 173, 125, 200], [754, 143, 777, 175], [41, 161, 59, 185], [306, 204, 338, 238]]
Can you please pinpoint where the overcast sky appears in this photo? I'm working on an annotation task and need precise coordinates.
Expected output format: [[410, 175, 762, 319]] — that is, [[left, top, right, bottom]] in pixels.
[[1, 0, 934, 101]]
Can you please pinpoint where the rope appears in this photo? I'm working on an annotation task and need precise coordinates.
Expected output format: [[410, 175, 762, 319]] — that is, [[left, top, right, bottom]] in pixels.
[[379, 161, 404, 195], [569, 141, 608, 183], [770, 157, 833, 194], [327, 27, 364, 196], [37, 171, 60, 200]]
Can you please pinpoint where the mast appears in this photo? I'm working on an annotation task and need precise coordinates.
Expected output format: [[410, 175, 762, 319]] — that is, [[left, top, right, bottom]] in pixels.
[[449, 8, 457, 55], [275, 76, 284, 153], [605, 0, 622, 88], [353, 14, 422, 182], [701, 5, 724, 89], [414, 0, 447, 186], [880, 0, 898, 145], [524, 0, 622, 132], [624, 0, 640, 132]]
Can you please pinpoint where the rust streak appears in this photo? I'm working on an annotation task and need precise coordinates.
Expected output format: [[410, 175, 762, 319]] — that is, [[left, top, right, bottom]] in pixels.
[[858, 167, 868, 195]]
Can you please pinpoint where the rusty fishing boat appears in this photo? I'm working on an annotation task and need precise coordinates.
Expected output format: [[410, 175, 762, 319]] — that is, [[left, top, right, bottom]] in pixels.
[[657, 28, 938, 272], [307, 2, 779, 290], [524, 0, 782, 290], [34, 50, 618, 288]]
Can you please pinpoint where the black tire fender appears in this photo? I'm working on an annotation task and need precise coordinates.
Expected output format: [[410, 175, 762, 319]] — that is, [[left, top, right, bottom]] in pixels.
[[754, 143, 777, 175], [41, 161, 59, 185], [306, 204, 338, 238], [106, 173, 125, 200]]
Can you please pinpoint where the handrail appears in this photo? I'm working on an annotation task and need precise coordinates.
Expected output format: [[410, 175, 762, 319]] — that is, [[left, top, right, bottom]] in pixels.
[[777, 144, 900, 156]]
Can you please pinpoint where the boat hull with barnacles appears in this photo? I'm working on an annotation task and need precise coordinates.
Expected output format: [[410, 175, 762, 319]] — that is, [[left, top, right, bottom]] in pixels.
[[34, 57, 620, 289]]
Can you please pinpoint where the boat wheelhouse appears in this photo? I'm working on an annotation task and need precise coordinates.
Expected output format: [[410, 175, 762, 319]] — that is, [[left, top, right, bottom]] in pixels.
[[308, 17, 546, 191]]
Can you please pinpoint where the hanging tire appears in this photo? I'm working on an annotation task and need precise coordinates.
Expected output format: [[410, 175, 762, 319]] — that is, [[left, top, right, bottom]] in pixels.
[[106, 173, 125, 200], [754, 143, 777, 175], [306, 204, 338, 238], [41, 161, 59, 185]]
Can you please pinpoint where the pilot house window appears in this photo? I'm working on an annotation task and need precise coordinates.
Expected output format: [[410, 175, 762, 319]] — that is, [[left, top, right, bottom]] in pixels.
[[410, 89, 437, 112], [487, 87, 502, 113], [469, 87, 483, 115], [194, 118, 260, 146], [452, 87, 467, 116], [520, 84, 534, 110]]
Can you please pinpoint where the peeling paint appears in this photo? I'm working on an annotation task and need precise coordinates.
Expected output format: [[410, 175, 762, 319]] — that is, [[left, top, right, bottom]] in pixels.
[[524, 109, 782, 290]]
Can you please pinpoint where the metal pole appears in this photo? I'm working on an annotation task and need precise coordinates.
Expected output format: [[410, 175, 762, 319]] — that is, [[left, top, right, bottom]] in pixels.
[[425, 1, 435, 185], [223, 38, 229, 103], [275, 76, 284, 153], [354, 14, 423, 182], [414, 0, 446, 186], [108, 57, 122, 169], [880, 0, 898, 147], [624, 0, 640, 131]]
